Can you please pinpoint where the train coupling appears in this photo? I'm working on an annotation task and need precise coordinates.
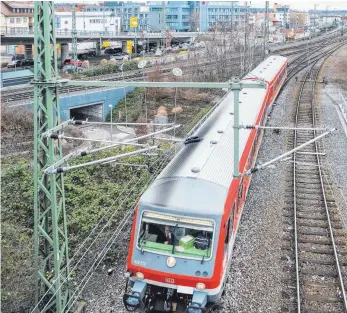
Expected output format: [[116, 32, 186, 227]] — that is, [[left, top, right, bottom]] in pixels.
[[123, 279, 147, 311], [185, 291, 207, 313]]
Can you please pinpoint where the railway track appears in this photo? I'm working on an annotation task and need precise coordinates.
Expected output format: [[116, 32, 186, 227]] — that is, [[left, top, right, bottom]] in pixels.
[[2, 33, 345, 105], [281, 39, 347, 90], [281, 47, 347, 313]]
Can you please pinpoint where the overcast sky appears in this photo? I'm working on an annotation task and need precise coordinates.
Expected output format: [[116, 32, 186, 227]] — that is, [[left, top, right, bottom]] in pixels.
[[249, 0, 347, 11]]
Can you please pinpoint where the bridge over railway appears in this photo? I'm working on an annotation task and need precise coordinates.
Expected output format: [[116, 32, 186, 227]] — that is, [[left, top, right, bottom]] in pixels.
[[0, 29, 199, 45]]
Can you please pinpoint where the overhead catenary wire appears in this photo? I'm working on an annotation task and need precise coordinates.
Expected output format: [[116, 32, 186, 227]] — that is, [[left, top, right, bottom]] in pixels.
[[62, 143, 181, 312], [51, 134, 148, 146], [34, 145, 175, 313], [62, 105, 220, 310], [45, 125, 181, 173], [34, 96, 219, 312], [58, 146, 179, 313], [47, 146, 158, 174]]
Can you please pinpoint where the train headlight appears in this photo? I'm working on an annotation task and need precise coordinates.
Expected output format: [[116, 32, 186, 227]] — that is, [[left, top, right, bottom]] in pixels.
[[196, 283, 206, 291], [166, 256, 176, 268], [136, 272, 144, 280]]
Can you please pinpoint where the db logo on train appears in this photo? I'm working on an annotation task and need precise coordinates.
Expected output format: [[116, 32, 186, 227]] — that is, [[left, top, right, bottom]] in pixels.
[[165, 277, 175, 284]]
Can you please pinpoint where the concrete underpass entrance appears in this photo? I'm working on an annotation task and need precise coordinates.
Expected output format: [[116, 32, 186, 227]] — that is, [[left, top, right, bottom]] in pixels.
[[70, 102, 104, 121]]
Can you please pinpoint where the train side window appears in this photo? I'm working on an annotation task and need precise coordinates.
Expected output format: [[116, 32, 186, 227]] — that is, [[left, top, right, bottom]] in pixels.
[[238, 177, 244, 201], [225, 218, 230, 244]]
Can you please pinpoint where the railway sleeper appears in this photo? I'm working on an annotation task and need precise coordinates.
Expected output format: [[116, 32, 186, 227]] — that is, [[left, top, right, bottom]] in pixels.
[[301, 268, 339, 278], [297, 213, 340, 221], [298, 229, 329, 236], [300, 256, 339, 266], [303, 294, 342, 304], [302, 309, 339, 313], [298, 221, 344, 229], [295, 194, 324, 201]]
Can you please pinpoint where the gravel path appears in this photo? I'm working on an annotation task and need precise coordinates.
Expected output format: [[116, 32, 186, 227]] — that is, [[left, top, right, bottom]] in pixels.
[[222, 80, 297, 313], [317, 45, 347, 228]]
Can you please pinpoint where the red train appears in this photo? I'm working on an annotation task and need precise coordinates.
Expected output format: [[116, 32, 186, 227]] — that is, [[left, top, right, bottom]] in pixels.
[[123, 56, 288, 312]]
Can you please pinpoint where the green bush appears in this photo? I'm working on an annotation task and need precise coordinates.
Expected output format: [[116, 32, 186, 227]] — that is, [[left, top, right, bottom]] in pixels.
[[75, 60, 152, 78], [106, 88, 146, 124]]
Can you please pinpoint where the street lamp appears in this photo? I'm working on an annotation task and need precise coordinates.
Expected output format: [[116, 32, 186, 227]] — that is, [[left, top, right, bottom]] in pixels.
[[326, 6, 330, 34], [14, 45, 17, 72], [109, 104, 113, 141]]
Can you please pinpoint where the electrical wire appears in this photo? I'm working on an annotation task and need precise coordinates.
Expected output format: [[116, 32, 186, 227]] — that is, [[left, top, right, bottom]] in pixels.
[[34, 87, 218, 312], [31, 149, 170, 313], [61, 147, 178, 312]]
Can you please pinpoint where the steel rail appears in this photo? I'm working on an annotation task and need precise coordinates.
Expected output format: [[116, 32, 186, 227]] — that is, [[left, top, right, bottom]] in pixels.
[[312, 66, 347, 312], [293, 44, 347, 313], [292, 60, 311, 313]]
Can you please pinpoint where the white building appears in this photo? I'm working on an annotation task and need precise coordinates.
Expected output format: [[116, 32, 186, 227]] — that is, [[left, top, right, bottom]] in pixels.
[[55, 11, 121, 51], [55, 11, 121, 34]]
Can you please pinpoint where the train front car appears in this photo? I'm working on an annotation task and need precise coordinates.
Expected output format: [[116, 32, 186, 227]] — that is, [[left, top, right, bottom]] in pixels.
[[124, 180, 225, 312], [123, 56, 288, 313]]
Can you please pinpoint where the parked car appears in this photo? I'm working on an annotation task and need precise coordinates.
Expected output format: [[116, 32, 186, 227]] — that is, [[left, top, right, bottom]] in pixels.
[[63, 59, 83, 67], [154, 49, 162, 57], [12, 54, 25, 62], [7, 60, 22, 68], [20, 58, 34, 66], [112, 52, 130, 61], [88, 48, 96, 56], [62, 64, 84, 74], [104, 47, 122, 55]]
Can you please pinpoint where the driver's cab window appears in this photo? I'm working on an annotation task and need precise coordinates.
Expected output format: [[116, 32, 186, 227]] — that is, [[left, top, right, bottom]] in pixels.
[[138, 211, 214, 260]]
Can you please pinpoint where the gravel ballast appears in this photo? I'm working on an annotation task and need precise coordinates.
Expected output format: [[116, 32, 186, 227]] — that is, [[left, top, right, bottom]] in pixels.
[[81, 50, 346, 312], [317, 45, 347, 229]]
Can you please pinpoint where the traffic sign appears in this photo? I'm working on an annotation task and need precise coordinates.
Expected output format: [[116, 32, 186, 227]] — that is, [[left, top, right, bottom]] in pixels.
[[130, 16, 138, 28], [126, 40, 133, 54]]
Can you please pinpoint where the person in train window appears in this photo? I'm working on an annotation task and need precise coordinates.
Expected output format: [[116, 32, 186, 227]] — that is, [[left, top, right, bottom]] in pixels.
[[157, 225, 174, 245]]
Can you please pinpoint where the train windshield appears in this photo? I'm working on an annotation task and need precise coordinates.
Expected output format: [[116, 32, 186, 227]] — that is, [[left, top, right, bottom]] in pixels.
[[138, 211, 214, 260]]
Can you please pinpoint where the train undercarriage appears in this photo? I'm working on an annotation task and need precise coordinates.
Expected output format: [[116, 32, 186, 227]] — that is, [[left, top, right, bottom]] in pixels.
[[123, 278, 221, 313]]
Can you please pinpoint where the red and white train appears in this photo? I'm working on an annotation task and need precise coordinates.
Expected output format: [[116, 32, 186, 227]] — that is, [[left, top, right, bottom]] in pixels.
[[123, 56, 288, 312]]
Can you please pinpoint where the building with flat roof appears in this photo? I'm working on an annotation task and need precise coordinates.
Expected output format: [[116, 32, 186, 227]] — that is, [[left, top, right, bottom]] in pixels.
[[1, 1, 34, 54], [70, 1, 249, 32]]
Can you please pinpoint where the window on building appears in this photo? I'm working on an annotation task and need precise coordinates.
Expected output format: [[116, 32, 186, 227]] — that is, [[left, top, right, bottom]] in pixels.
[[23, 17, 28, 23], [10, 18, 15, 24]]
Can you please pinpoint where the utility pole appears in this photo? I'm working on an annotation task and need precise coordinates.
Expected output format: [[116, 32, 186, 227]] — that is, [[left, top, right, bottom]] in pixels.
[[162, 1, 167, 53], [314, 4, 317, 37], [263, 1, 269, 59], [33, 2, 71, 312], [326, 6, 330, 34], [72, 5, 77, 61], [283, 5, 287, 43], [244, 1, 250, 73]]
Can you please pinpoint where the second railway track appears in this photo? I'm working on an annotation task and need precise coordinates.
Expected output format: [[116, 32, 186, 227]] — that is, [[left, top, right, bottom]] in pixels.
[[281, 45, 347, 313]]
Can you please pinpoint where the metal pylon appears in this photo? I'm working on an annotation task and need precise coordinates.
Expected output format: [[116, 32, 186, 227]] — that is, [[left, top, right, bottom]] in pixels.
[[72, 5, 77, 61], [263, 1, 269, 59], [33, 2, 70, 312]]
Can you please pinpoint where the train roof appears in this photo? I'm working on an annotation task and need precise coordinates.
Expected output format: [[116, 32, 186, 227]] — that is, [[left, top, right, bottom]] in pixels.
[[140, 56, 287, 215], [245, 55, 287, 83]]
